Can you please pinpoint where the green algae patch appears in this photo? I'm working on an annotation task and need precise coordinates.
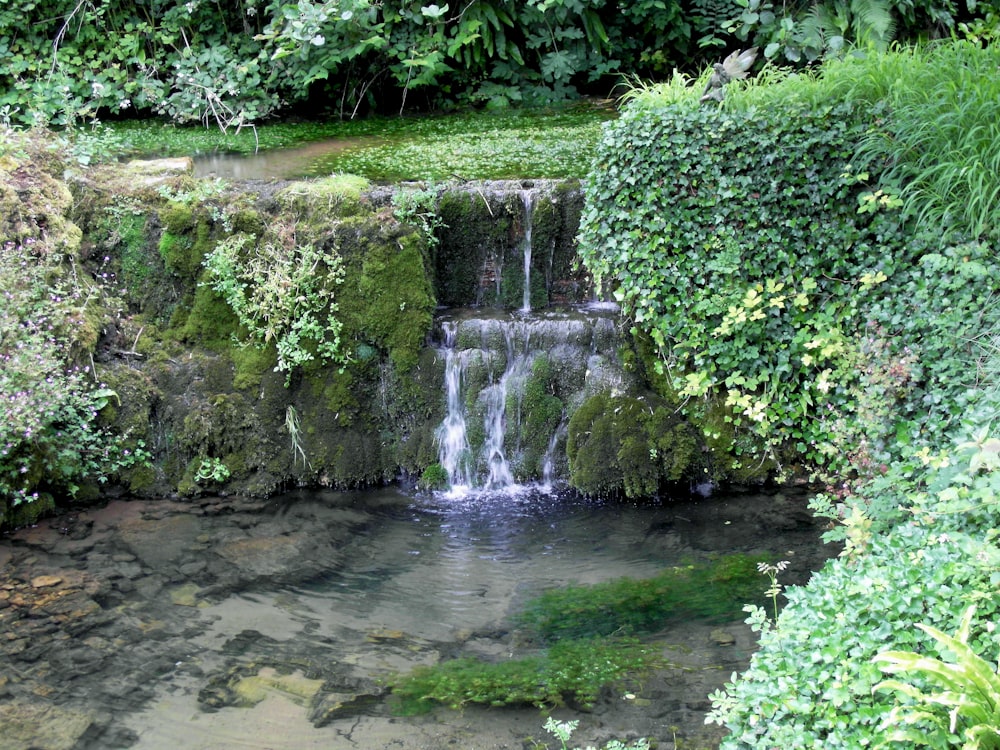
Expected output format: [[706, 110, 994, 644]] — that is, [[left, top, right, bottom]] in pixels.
[[516, 553, 772, 642], [389, 637, 657, 714]]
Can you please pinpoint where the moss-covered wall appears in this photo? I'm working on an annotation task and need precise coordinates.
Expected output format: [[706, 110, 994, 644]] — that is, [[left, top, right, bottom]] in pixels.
[[432, 180, 591, 309], [0, 157, 767, 526], [64, 165, 446, 500]]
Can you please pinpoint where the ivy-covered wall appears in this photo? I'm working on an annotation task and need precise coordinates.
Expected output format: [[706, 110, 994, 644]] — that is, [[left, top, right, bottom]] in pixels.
[[578, 95, 1000, 485]]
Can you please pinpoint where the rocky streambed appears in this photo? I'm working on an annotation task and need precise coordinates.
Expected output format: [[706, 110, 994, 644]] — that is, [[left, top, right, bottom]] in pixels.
[[0, 488, 832, 750]]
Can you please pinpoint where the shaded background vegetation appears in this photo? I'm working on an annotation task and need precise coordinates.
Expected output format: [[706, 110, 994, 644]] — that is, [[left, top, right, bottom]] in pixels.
[[0, 0, 991, 129]]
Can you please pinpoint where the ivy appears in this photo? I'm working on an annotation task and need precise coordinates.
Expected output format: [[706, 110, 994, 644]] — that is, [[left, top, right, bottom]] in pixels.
[[578, 83, 1000, 482]]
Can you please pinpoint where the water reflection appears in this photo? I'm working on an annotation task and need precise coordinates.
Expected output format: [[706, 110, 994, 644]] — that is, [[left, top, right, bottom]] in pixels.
[[193, 136, 377, 180]]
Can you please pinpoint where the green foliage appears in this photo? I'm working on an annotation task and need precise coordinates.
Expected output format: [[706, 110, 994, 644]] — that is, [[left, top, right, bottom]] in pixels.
[[0, 0, 698, 127], [202, 231, 348, 383], [853, 41, 1000, 242], [418, 463, 449, 490], [579, 46, 1000, 483], [543, 717, 650, 750], [873, 605, 1000, 749], [707, 411, 1000, 748], [725, 0, 988, 64], [517, 554, 771, 641], [194, 456, 230, 483], [388, 637, 657, 713]]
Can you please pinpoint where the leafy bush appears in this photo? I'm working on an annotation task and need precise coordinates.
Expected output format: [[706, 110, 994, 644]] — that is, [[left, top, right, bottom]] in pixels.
[[726, 0, 991, 64], [579, 94, 901, 477], [707, 426, 1000, 748], [579, 46, 1000, 484]]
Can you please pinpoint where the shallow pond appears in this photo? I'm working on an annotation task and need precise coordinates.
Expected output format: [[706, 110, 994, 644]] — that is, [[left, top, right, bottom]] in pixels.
[[0, 486, 833, 749]]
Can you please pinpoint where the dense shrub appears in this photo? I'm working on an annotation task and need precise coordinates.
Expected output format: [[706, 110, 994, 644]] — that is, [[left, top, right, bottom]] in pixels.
[[579, 45, 1000, 484], [0, 0, 700, 127], [708, 428, 1000, 748]]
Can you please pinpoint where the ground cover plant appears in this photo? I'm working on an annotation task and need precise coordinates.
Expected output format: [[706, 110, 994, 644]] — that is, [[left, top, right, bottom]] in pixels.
[[103, 105, 612, 181], [706, 416, 1000, 748]]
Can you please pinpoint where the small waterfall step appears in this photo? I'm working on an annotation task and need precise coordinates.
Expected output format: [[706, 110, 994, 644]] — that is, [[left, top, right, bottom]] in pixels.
[[433, 305, 631, 494]]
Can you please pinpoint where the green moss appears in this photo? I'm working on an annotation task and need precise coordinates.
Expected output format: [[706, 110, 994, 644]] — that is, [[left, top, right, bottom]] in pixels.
[[311, 369, 358, 424], [116, 212, 153, 290], [231, 343, 278, 391], [3, 493, 56, 528], [349, 228, 435, 372], [519, 355, 564, 478], [435, 191, 511, 306], [158, 201, 213, 280], [178, 282, 239, 346], [567, 392, 700, 498], [275, 174, 370, 219]]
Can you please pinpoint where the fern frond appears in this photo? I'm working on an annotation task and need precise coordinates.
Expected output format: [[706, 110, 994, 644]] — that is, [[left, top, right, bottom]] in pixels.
[[850, 0, 897, 47]]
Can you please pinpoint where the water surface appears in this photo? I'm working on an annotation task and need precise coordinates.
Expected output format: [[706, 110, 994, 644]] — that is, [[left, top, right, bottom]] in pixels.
[[0, 486, 831, 749]]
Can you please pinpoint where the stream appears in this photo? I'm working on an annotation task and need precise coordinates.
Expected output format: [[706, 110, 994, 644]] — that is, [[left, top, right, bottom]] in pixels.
[[0, 486, 832, 749]]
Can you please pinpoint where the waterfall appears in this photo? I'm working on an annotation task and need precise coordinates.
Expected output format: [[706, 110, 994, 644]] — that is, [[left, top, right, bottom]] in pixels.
[[434, 308, 631, 494], [520, 190, 536, 313], [436, 322, 473, 491]]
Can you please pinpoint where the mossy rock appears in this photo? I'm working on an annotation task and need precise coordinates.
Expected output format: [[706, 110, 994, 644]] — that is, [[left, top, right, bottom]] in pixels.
[[2, 494, 56, 529], [275, 174, 371, 219], [337, 219, 436, 372], [567, 392, 700, 498]]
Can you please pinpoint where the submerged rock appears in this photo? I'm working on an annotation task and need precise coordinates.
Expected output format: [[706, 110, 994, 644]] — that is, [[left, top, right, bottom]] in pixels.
[[0, 702, 95, 750]]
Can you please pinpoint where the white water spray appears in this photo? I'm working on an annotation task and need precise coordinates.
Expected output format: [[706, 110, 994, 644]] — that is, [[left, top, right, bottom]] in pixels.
[[520, 190, 536, 313], [435, 322, 473, 490]]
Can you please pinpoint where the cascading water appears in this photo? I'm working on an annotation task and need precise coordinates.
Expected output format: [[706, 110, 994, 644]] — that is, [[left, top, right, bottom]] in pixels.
[[520, 190, 536, 313], [434, 307, 631, 494], [435, 322, 473, 491]]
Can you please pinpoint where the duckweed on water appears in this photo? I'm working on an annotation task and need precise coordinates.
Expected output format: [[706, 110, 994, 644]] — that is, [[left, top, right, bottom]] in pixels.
[[105, 106, 614, 180]]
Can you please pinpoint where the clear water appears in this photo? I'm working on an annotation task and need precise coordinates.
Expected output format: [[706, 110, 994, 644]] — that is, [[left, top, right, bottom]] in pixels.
[[1, 486, 832, 749]]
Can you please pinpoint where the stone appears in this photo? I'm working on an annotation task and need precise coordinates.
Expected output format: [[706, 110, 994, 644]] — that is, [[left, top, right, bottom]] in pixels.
[[126, 157, 194, 180], [710, 628, 736, 646], [0, 701, 94, 750], [169, 582, 201, 607], [31, 574, 63, 588]]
